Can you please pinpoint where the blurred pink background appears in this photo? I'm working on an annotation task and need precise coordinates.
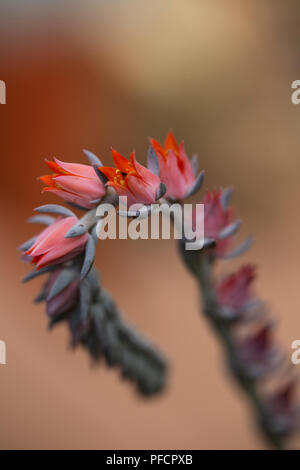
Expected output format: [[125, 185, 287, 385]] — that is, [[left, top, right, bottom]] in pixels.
[[0, 0, 300, 449]]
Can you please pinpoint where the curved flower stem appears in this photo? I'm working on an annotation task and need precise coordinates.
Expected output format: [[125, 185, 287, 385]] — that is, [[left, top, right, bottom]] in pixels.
[[70, 268, 167, 396], [184, 251, 284, 449]]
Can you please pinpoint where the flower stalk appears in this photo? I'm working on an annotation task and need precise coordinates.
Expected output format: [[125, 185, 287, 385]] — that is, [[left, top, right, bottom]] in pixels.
[[20, 132, 299, 446], [179, 243, 293, 450]]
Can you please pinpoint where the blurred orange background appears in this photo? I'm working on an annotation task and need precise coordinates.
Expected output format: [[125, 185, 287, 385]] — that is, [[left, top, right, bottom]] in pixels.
[[1, 0, 300, 449]]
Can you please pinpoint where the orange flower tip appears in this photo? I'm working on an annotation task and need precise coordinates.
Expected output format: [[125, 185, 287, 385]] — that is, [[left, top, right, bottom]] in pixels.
[[148, 137, 155, 145], [111, 147, 120, 158], [44, 158, 53, 166], [166, 129, 174, 139], [39, 174, 55, 186], [165, 129, 179, 151], [44, 159, 61, 173], [111, 147, 121, 154]]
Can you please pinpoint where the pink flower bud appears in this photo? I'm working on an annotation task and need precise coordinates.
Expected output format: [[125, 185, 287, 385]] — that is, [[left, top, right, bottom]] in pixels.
[[39, 158, 106, 209], [263, 380, 300, 436], [24, 216, 89, 269], [203, 189, 234, 256], [237, 323, 281, 378], [217, 265, 256, 313], [150, 131, 196, 201]]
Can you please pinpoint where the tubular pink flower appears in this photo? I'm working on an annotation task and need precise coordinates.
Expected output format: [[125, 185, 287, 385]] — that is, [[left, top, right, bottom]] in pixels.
[[25, 216, 89, 269], [150, 130, 195, 200], [217, 265, 256, 311], [263, 380, 300, 436], [190, 189, 235, 256], [237, 323, 281, 378], [203, 189, 234, 256], [39, 158, 105, 209], [99, 149, 161, 206]]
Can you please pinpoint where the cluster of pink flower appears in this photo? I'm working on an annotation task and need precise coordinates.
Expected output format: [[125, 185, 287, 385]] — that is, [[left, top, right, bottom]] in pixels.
[[20, 131, 299, 445]]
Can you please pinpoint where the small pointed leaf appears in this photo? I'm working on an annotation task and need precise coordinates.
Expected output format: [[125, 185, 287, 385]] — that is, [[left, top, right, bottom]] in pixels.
[[83, 149, 103, 167], [65, 222, 88, 238], [222, 236, 253, 259], [221, 188, 233, 210], [156, 182, 167, 200], [80, 279, 92, 323], [34, 286, 47, 303], [19, 236, 37, 252], [147, 146, 159, 176], [27, 215, 56, 226], [48, 269, 77, 300], [218, 220, 241, 240], [191, 154, 199, 176], [185, 170, 205, 198], [86, 268, 100, 295], [80, 235, 96, 280], [34, 204, 75, 218], [22, 266, 54, 283]]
